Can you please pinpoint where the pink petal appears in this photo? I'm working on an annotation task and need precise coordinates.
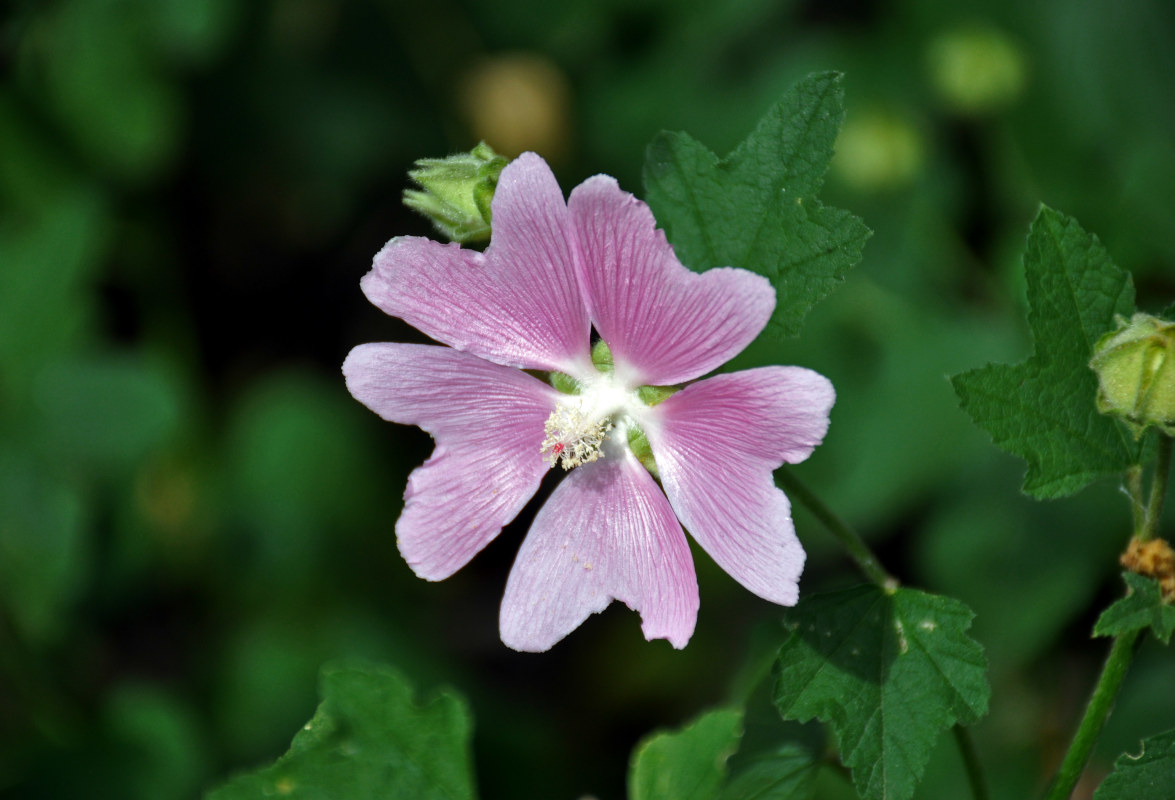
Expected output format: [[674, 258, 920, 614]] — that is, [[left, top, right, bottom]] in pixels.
[[567, 175, 775, 386], [499, 449, 699, 652], [360, 153, 592, 374], [641, 367, 835, 605], [343, 342, 557, 580]]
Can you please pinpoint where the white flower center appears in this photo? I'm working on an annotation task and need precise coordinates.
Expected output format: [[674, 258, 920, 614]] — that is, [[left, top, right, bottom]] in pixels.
[[540, 377, 635, 470]]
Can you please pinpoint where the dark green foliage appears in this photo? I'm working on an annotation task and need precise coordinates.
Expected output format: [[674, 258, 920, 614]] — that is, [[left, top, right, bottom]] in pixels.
[[1093, 730, 1175, 799], [1095, 572, 1175, 645], [207, 663, 476, 800], [952, 207, 1140, 498], [773, 586, 989, 800], [643, 72, 871, 337]]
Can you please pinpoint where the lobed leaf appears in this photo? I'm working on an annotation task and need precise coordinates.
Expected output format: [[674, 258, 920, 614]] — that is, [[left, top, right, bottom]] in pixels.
[[773, 585, 989, 800], [643, 71, 870, 337], [1093, 729, 1175, 799], [1094, 572, 1175, 645], [951, 206, 1139, 498], [205, 661, 476, 800], [628, 706, 817, 800], [628, 708, 743, 800], [716, 744, 816, 800]]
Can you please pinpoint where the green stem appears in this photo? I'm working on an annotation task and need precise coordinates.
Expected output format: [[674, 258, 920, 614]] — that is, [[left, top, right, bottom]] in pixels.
[[777, 469, 893, 588], [1125, 465, 1145, 538], [1141, 434, 1173, 541], [953, 725, 989, 800], [1043, 629, 1141, 800]]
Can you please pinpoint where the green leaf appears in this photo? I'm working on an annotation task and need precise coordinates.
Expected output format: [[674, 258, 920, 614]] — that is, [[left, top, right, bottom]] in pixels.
[[102, 685, 207, 800], [206, 661, 476, 800], [224, 371, 389, 581], [951, 206, 1139, 498], [773, 585, 989, 800], [718, 644, 820, 800], [36, 0, 182, 181], [628, 708, 742, 800], [643, 71, 870, 337], [716, 744, 816, 800], [1093, 729, 1175, 799], [0, 448, 88, 644], [32, 354, 182, 473], [1094, 572, 1175, 644]]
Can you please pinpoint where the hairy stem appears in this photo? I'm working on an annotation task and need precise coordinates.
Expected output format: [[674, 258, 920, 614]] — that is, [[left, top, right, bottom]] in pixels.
[[1141, 434, 1173, 541], [776, 469, 893, 588], [1043, 629, 1141, 800], [1125, 465, 1145, 538]]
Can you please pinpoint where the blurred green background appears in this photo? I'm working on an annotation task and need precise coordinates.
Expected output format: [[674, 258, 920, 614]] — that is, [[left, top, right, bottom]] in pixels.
[[3, 1, 1175, 798]]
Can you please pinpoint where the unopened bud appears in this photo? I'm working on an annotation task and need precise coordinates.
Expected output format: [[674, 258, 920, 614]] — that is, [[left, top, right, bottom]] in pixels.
[[927, 25, 1026, 115], [402, 142, 507, 243], [1089, 313, 1175, 437]]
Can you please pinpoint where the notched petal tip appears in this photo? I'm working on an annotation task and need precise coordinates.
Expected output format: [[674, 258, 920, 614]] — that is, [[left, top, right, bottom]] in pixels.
[[498, 455, 699, 652], [645, 367, 820, 606], [568, 178, 777, 386], [341, 344, 555, 583], [356, 173, 590, 372], [640, 616, 695, 650]]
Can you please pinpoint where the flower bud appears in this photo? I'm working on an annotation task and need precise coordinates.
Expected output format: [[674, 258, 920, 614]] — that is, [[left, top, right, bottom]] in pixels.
[[1089, 313, 1175, 437], [402, 142, 507, 243], [834, 110, 924, 192], [926, 25, 1026, 116]]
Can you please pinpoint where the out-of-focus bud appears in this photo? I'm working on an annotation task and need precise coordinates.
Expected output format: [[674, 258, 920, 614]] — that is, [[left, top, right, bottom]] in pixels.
[[833, 109, 924, 193], [402, 142, 507, 243], [927, 25, 1027, 116], [460, 53, 571, 162], [1089, 313, 1175, 437]]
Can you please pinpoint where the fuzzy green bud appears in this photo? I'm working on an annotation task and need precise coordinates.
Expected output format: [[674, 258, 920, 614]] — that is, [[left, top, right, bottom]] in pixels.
[[402, 142, 507, 243], [1089, 313, 1175, 437]]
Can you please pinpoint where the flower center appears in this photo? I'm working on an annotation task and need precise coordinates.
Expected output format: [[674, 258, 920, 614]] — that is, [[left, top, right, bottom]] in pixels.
[[540, 379, 632, 470], [541, 402, 612, 470]]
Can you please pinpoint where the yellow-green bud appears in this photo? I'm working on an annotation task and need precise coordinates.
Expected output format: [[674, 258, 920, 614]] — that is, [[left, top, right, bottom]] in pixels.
[[833, 110, 924, 193], [926, 25, 1027, 116], [1089, 313, 1175, 437], [402, 142, 507, 243]]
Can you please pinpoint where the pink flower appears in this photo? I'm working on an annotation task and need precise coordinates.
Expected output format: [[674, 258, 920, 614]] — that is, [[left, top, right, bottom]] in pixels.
[[343, 153, 834, 652]]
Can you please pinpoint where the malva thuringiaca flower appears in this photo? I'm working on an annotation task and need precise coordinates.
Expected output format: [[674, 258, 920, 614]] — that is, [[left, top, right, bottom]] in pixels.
[[343, 153, 834, 652]]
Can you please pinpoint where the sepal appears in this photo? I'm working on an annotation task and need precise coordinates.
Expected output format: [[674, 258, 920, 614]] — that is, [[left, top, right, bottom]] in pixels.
[[1089, 313, 1175, 437], [402, 142, 507, 243]]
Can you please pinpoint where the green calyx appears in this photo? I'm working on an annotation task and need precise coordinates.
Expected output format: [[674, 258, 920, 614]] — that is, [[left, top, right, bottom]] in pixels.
[[626, 424, 658, 478], [544, 339, 679, 476], [589, 339, 681, 405], [637, 384, 678, 406], [402, 142, 507, 244], [590, 339, 614, 374], [1089, 312, 1175, 437], [548, 371, 580, 394]]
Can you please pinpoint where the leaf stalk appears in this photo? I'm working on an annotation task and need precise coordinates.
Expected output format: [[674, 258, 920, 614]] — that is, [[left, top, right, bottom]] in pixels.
[[777, 469, 892, 587]]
